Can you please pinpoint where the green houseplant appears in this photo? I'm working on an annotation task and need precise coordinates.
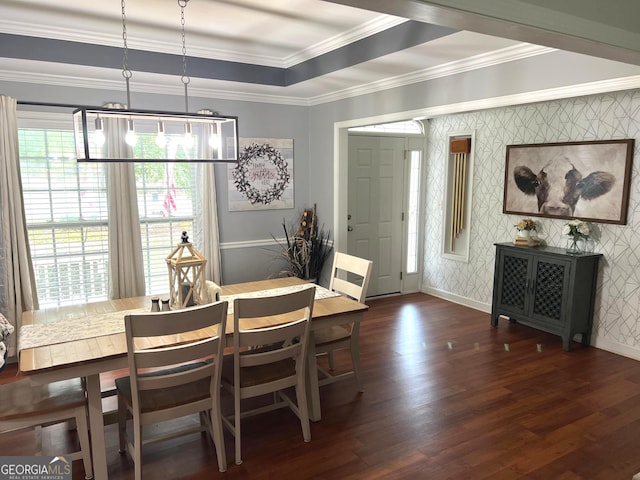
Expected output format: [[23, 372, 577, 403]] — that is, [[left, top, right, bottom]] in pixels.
[[272, 205, 332, 280]]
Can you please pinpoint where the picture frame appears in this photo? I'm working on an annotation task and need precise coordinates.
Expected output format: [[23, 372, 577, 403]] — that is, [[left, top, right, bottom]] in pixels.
[[227, 137, 294, 211], [503, 139, 634, 224]]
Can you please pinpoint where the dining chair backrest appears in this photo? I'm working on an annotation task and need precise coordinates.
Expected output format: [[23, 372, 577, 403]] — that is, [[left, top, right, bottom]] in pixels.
[[117, 300, 228, 476], [315, 252, 373, 394], [223, 285, 315, 464], [124, 301, 228, 414], [232, 286, 315, 396], [329, 252, 373, 303]]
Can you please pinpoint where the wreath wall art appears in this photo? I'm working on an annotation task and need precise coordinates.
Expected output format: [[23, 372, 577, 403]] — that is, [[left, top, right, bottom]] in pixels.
[[228, 138, 294, 211]]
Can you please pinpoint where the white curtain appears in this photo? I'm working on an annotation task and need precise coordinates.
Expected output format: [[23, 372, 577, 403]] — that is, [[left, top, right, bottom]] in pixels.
[[104, 105, 146, 298], [0, 96, 38, 357], [195, 163, 222, 284]]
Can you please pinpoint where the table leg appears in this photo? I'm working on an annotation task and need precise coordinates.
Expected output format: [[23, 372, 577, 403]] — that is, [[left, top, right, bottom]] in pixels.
[[86, 374, 108, 480], [307, 331, 321, 422]]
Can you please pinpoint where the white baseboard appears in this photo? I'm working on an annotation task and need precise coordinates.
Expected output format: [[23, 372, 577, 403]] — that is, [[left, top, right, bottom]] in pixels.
[[421, 286, 491, 314], [592, 337, 640, 362]]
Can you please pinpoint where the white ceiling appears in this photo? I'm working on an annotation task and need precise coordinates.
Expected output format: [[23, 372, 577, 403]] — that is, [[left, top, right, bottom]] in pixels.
[[0, 0, 548, 105]]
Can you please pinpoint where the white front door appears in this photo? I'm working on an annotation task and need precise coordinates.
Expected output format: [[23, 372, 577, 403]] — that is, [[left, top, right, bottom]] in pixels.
[[348, 135, 405, 297]]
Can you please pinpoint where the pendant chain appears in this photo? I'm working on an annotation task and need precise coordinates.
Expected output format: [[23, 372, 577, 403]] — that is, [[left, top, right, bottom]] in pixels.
[[121, 0, 132, 108], [179, 0, 190, 112]]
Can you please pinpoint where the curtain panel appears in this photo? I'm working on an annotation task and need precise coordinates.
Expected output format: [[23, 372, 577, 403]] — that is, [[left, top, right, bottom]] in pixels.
[[0, 95, 38, 358]]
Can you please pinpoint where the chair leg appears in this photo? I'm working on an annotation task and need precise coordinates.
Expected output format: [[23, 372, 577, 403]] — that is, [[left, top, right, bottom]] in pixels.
[[234, 395, 242, 465], [209, 406, 227, 473], [328, 351, 335, 371], [133, 421, 143, 480], [74, 407, 94, 480], [34, 425, 43, 456], [351, 341, 364, 393], [295, 383, 311, 443], [117, 395, 126, 454]]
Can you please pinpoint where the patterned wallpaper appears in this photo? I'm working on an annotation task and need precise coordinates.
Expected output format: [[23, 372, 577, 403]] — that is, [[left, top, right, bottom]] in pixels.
[[423, 89, 640, 358]]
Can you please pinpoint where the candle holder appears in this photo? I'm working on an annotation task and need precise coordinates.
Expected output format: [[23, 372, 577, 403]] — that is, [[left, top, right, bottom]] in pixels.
[[165, 231, 207, 309]]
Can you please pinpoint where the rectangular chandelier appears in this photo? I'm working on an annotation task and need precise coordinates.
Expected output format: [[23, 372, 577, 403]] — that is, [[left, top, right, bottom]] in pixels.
[[73, 107, 239, 163]]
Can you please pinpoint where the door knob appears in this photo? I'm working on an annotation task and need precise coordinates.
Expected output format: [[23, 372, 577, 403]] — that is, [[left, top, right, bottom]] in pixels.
[[347, 226, 353, 232]]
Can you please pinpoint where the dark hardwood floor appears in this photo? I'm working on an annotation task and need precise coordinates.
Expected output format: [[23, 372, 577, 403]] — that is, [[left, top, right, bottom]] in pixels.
[[3, 293, 640, 479]]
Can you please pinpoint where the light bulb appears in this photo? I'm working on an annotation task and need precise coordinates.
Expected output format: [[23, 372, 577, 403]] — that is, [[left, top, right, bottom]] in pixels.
[[155, 121, 167, 148], [93, 117, 105, 147], [208, 123, 219, 150], [125, 119, 137, 147], [183, 122, 194, 149]]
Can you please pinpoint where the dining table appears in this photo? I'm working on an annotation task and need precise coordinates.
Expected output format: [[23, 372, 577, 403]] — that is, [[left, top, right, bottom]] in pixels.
[[18, 276, 368, 480]]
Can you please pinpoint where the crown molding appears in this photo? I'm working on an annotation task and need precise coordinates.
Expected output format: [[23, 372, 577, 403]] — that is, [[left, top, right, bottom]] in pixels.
[[5, 46, 637, 109], [0, 43, 553, 107], [336, 75, 640, 130], [307, 43, 555, 105], [0, 15, 406, 69], [284, 17, 407, 67]]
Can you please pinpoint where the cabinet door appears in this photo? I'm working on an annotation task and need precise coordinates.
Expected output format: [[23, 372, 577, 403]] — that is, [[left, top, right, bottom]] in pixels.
[[495, 249, 532, 317], [530, 256, 571, 327]]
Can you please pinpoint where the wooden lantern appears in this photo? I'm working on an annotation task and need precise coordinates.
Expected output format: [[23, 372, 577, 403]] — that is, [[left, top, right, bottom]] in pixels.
[[165, 231, 207, 309]]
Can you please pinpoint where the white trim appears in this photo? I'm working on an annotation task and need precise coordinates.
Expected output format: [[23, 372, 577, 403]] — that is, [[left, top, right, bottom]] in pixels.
[[219, 238, 282, 250], [333, 126, 350, 254], [1, 16, 405, 69], [307, 44, 554, 105], [0, 43, 556, 107], [335, 74, 640, 130], [3, 47, 640, 107], [284, 17, 408, 67], [0, 60, 312, 107], [422, 286, 491, 313], [591, 337, 640, 362]]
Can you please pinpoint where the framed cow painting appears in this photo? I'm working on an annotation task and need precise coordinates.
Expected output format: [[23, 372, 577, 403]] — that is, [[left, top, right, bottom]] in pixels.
[[503, 139, 634, 224]]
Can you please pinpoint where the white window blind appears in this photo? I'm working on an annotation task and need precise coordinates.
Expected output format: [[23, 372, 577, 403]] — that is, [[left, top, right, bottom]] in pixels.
[[135, 162, 196, 295], [19, 127, 109, 307]]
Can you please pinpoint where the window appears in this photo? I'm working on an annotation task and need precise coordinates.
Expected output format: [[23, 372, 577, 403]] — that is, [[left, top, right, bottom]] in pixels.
[[349, 120, 423, 135], [20, 127, 109, 307], [406, 150, 422, 274], [136, 163, 195, 294], [18, 113, 198, 307]]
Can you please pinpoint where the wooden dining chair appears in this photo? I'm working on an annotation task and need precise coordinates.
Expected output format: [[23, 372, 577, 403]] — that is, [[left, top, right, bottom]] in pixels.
[[115, 301, 228, 479], [0, 377, 94, 479], [221, 286, 315, 465], [314, 252, 372, 392]]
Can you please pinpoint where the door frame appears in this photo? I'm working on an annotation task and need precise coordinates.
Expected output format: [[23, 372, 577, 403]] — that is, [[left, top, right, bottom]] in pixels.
[[333, 116, 425, 295]]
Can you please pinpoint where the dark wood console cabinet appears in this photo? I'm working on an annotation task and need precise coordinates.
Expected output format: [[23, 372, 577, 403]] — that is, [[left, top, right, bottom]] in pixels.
[[491, 243, 601, 351]]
